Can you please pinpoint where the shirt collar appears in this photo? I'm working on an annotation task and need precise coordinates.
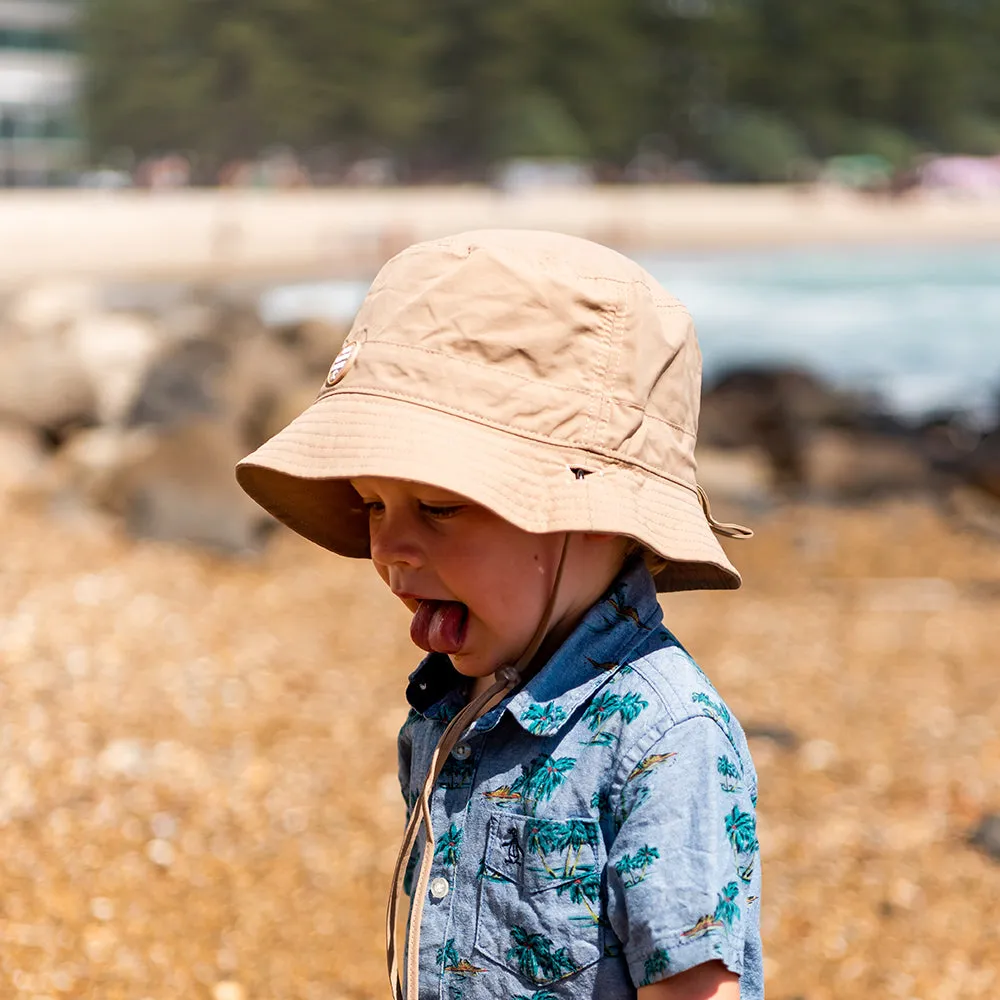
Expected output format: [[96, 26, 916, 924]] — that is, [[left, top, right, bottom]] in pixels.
[[405, 556, 663, 733]]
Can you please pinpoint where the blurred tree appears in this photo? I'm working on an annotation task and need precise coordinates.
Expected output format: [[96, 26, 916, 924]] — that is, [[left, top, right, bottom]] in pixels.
[[415, 0, 655, 171], [81, 0, 1000, 180], [82, 0, 439, 176]]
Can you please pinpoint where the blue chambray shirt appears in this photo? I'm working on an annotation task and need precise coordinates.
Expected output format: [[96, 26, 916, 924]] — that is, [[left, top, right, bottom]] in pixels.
[[397, 558, 764, 998]]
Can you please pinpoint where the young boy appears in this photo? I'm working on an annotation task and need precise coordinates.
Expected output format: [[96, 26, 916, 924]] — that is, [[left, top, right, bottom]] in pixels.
[[236, 230, 762, 999]]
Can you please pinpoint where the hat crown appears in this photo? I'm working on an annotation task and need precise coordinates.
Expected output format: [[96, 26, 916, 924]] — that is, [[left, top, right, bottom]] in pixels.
[[329, 230, 701, 483]]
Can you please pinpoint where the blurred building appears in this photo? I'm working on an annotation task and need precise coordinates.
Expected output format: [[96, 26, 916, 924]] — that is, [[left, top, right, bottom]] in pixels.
[[0, 0, 80, 185]]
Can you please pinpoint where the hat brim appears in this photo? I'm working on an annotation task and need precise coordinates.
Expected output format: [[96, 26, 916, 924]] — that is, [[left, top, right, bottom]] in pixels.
[[236, 391, 741, 592]]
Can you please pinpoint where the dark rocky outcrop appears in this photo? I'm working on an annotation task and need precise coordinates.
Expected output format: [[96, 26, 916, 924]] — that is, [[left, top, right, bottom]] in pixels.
[[1, 280, 346, 552], [969, 814, 1000, 863], [700, 365, 1000, 513]]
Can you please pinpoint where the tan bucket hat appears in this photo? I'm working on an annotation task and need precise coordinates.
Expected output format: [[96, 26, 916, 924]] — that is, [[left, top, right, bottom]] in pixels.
[[236, 229, 750, 591]]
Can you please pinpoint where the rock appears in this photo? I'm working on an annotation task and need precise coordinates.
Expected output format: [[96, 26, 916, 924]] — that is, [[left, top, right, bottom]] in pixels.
[[127, 323, 306, 452], [97, 739, 149, 779], [146, 838, 176, 867], [39, 426, 155, 513], [695, 446, 773, 505], [114, 418, 277, 553], [963, 429, 1000, 500], [5, 279, 102, 331], [969, 814, 1000, 862], [743, 724, 799, 749], [700, 366, 862, 490], [0, 423, 48, 499], [218, 326, 307, 447], [38, 420, 275, 552], [804, 428, 932, 499], [125, 339, 230, 429], [69, 312, 163, 425], [272, 318, 351, 379], [0, 323, 98, 433], [699, 365, 958, 500], [212, 982, 246, 1000]]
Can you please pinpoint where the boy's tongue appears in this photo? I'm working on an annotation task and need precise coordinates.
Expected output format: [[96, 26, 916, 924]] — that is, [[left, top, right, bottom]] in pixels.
[[410, 600, 468, 654]]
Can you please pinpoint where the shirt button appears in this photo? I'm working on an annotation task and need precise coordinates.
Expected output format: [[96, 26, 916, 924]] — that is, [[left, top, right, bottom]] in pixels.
[[429, 877, 450, 900], [451, 743, 472, 761]]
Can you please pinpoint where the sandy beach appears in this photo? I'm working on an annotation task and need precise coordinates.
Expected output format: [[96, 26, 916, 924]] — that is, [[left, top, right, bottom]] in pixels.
[[1, 491, 998, 1000], [1, 185, 999, 286]]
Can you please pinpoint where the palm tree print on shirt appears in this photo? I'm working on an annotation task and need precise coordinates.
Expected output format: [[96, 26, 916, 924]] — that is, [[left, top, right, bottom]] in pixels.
[[558, 819, 599, 876], [507, 925, 578, 983], [581, 690, 648, 746], [501, 819, 601, 923], [714, 881, 742, 928], [520, 701, 568, 735], [691, 691, 732, 731], [523, 819, 595, 872], [484, 754, 577, 814], [439, 756, 476, 790], [476, 858, 513, 884], [434, 823, 463, 867], [555, 867, 601, 922], [614, 845, 660, 888], [641, 947, 671, 986], [513, 992, 559, 1000], [717, 754, 742, 792], [437, 939, 460, 969], [591, 788, 616, 834], [438, 939, 487, 978], [725, 804, 759, 855]]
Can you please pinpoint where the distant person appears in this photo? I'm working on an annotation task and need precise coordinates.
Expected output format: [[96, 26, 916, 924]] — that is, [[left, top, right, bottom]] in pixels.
[[235, 231, 761, 1000]]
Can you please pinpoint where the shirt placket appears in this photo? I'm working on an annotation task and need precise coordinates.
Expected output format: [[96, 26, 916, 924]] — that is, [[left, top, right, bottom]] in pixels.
[[418, 726, 483, 996]]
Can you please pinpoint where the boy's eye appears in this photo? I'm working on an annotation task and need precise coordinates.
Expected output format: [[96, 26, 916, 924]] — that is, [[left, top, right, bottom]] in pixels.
[[361, 500, 385, 515], [419, 502, 464, 519]]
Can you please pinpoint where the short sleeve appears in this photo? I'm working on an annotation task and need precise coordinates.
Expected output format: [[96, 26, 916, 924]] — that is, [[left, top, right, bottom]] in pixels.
[[605, 716, 760, 989]]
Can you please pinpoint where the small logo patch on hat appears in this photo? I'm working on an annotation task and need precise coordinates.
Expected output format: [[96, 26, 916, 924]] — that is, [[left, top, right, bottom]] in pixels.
[[325, 341, 360, 387]]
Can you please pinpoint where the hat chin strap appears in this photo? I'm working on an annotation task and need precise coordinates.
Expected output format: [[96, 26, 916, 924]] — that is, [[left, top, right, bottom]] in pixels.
[[386, 534, 572, 1000]]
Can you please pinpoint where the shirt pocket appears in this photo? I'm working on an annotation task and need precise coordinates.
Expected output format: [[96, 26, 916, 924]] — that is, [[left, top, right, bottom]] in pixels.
[[473, 812, 605, 985]]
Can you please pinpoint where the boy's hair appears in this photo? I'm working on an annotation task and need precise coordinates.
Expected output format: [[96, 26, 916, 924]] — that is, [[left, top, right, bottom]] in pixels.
[[236, 230, 750, 591], [637, 545, 671, 579]]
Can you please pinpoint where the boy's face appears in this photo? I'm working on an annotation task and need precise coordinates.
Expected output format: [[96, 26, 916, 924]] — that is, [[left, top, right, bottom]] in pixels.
[[350, 477, 628, 683]]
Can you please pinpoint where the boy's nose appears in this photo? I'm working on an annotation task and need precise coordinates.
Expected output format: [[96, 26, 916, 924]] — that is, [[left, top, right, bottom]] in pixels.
[[369, 513, 423, 570]]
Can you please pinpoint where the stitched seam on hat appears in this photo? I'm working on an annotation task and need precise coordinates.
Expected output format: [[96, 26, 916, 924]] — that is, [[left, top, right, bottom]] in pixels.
[[321, 388, 703, 494], [322, 384, 694, 439], [596, 283, 627, 446], [584, 290, 617, 446], [559, 271, 688, 303], [615, 406, 695, 438], [321, 347, 695, 439]]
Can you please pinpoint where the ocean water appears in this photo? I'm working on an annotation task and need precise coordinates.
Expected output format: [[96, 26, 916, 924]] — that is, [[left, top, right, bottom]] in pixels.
[[259, 243, 1000, 424]]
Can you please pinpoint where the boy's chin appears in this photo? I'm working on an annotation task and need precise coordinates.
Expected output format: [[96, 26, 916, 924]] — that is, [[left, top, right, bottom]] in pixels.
[[450, 651, 507, 681]]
